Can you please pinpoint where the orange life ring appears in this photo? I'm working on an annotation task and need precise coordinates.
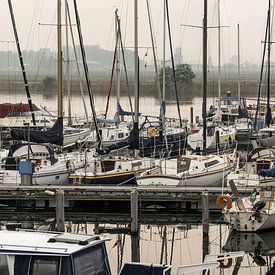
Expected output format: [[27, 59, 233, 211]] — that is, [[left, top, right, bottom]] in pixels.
[[216, 194, 232, 209]]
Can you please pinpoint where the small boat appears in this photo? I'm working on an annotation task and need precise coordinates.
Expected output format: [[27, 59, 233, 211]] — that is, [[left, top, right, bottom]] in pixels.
[[0, 230, 112, 274], [69, 153, 155, 185], [0, 229, 171, 275], [227, 147, 275, 187], [0, 143, 82, 185], [137, 154, 232, 187], [218, 188, 275, 232]]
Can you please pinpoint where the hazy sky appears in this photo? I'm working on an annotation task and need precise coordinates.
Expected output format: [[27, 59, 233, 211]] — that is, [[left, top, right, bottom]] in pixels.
[[0, 0, 271, 65]]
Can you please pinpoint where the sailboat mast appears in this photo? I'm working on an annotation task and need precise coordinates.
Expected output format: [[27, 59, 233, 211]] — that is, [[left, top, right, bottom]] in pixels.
[[57, 0, 63, 119], [266, 0, 271, 127], [202, 0, 208, 154], [133, 0, 139, 153], [237, 23, 241, 109], [115, 10, 121, 116], [162, 0, 166, 104], [217, 0, 221, 117], [7, 0, 36, 126], [65, 0, 72, 126]]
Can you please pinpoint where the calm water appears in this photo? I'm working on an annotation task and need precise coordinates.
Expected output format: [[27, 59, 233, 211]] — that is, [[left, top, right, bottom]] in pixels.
[[0, 93, 269, 274], [82, 223, 273, 275]]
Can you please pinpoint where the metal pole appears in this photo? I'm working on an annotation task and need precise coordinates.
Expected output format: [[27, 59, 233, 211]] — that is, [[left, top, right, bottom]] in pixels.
[[202, 0, 208, 154]]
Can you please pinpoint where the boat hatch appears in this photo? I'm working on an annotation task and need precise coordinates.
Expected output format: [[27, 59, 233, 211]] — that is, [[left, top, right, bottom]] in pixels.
[[101, 160, 116, 172], [48, 234, 100, 246]]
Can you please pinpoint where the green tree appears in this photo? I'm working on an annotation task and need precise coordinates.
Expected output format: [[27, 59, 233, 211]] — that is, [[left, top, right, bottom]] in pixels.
[[159, 63, 195, 89]]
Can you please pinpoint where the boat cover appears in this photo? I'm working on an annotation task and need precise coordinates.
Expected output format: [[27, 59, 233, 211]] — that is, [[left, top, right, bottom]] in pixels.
[[259, 164, 275, 177], [11, 117, 64, 146]]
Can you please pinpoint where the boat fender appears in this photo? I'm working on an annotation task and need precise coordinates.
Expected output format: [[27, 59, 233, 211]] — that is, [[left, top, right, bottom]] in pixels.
[[216, 194, 232, 209], [148, 127, 158, 137]]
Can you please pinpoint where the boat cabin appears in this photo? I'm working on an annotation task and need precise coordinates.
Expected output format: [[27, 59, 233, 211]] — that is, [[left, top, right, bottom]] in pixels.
[[0, 230, 111, 275]]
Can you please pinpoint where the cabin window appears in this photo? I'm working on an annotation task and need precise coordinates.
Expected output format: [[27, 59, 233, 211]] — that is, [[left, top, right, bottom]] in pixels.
[[30, 256, 60, 275], [177, 158, 190, 173], [73, 243, 110, 275], [0, 255, 15, 275], [204, 160, 219, 168]]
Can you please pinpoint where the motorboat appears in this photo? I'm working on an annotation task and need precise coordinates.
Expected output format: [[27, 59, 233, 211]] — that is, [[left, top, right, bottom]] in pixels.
[[219, 189, 275, 232], [0, 230, 112, 275], [0, 229, 171, 275], [137, 154, 233, 187]]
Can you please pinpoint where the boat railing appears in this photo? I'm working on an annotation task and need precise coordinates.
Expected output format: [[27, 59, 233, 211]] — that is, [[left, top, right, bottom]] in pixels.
[[0, 243, 69, 252]]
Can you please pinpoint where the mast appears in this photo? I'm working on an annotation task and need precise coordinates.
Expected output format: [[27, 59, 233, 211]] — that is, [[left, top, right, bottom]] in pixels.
[[266, 0, 272, 127], [65, 0, 89, 123], [146, 0, 162, 102], [57, 0, 63, 119], [202, 0, 208, 154], [8, 0, 36, 126], [65, 0, 72, 126], [162, 0, 166, 106], [73, 0, 101, 142], [133, 0, 139, 153], [165, 0, 182, 127], [237, 23, 241, 110], [217, 0, 221, 118], [115, 9, 121, 117]]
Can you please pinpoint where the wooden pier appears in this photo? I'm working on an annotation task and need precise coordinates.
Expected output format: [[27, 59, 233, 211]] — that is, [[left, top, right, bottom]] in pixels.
[[0, 185, 254, 225]]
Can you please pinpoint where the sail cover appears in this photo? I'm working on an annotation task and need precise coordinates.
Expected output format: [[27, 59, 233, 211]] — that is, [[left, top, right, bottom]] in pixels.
[[11, 117, 64, 146]]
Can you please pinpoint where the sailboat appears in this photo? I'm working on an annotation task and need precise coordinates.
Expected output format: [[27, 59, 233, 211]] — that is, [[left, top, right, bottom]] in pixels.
[[137, 153, 232, 187], [9, 0, 90, 151], [218, 187, 275, 232], [96, 0, 188, 159], [0, 0, 90, 185]]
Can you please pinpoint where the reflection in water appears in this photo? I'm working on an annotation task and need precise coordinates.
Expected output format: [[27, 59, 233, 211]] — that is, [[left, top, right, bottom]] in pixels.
[[223, 229, 275, 274]]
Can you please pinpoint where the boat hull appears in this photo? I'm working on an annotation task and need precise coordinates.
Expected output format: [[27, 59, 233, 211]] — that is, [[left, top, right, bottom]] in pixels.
[[223, 211, 275, 232], [137, 167, 230, 187]]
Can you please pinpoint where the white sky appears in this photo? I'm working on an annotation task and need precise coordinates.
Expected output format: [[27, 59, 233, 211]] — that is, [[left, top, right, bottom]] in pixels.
[[0, 0, 271, 65]]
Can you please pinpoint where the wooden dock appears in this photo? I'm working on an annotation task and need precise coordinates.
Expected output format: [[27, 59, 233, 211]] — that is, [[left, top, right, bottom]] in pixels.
[[0, 185, 255, 225]]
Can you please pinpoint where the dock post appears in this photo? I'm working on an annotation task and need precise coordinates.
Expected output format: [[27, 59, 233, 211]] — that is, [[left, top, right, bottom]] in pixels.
[[56, 189, 65, 232], [131, 188, 140, 262], [190, 107, 194, 126], [202, 192, 209, 262]]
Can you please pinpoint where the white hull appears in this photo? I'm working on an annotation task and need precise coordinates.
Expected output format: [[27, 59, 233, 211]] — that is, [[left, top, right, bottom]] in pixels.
[[224, 211, 275, 232], [0, 167, 69, 185], [137, 167, 230, 187]]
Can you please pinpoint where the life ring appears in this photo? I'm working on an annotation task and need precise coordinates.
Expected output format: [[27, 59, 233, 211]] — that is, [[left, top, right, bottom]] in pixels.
[[148, 127, 159, 137], [216, 194, 232, 209]]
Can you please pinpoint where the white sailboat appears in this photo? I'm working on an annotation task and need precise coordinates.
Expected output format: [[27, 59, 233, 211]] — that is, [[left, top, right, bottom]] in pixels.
[[137, 154, 232, 187], [219, 189, 275, 232], [187, 124, 236, 153]]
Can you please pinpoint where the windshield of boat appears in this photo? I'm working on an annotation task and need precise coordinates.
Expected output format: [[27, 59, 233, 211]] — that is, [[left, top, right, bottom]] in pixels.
[[73, 243, 111, 275], [0, 255, 60, 275]]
